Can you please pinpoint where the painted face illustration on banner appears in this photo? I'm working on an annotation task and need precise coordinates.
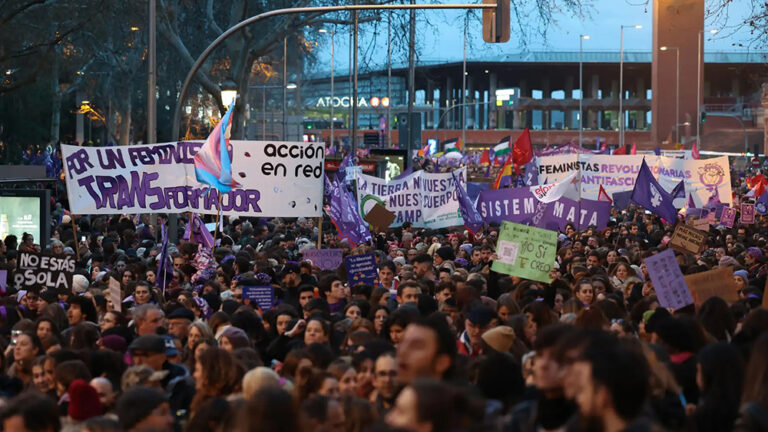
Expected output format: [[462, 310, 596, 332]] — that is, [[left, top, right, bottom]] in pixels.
[[698, 163, 725, 192]]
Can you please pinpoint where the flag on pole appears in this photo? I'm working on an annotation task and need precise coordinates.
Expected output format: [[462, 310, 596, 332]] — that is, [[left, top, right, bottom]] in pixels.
[[453, 172, 483, 234], [493, 136, 512, 157], [630, 159, 678, 223], [691, 139, 700, 159], [183, 214, 215, 250], [479, 149, 491, 166], [194, 102, 240, 193], [522, 158, 539, 186], [654, 146, 661, 156], [613, 145, 627, 155], [512, 128, 533, 173], [596, 136, 601, 152], [418, 142, 431, 158], [746, 180, 766, 199], [598, 185, 613, 203], [670, 180, 686, 200], [630, 141, 637, 155], [335, 152, 354, 183], [443, 138, 463, 153], [156, 223, 173, 291], [493, 157, 514, 189], [329, 181, 372, 246]]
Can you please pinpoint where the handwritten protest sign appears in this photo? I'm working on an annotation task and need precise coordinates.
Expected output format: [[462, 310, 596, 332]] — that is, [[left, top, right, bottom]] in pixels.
[[302, 249, 343, 270], [668, 224, 707, 254], [684, 267, 738, 306], [741, 203, 755, 224], [643, 249, 693, 310], [14, 252, 74, 291], [108, 277, 122, 312], [345, 254, 378, 286], [491, 221, 557, 283], [61, 141, 324, 217], [688, 218, 710, 231], [243, 286, 275, 311], [720, 207, 737, 228]]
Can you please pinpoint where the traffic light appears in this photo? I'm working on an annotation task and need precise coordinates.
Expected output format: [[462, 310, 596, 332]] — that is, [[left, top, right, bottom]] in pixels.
[[701, 112, 707, 123], [482, 0, 510, 43]]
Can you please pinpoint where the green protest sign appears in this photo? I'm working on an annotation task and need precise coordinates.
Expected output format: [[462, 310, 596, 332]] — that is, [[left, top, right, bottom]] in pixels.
[[491, 221, 558, 283]]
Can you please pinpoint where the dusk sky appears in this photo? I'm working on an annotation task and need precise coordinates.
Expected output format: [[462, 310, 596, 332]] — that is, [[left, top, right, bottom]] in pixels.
[[313, 0, 759, 73]]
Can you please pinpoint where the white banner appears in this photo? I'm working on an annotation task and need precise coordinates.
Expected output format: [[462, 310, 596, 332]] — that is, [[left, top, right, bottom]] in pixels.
[[536, 154, 731, 206], [62, 141, 324, 217], [355, 167, 466, 228]]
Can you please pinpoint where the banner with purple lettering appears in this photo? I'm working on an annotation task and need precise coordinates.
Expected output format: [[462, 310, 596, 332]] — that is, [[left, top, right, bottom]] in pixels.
[[62, 141, 324, 217], [475, 188, 609, 231]]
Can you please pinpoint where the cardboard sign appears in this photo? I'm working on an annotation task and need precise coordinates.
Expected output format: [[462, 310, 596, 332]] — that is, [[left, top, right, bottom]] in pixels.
[[690, 218, 710, 231], [345, 254, 378, 286], [720, 207, 737, 228], [108, 277, 122, 312], [741, 203, 755, 224], [14, 252, 75, 291], [491, 221, 557, 283], [684, 267, 739, 307], [364, 203, 396, 232], [242, 286, 274, 311], [302, 249, 343, 270], [643, 249, 693, 310], [668, 224, 707, 254]]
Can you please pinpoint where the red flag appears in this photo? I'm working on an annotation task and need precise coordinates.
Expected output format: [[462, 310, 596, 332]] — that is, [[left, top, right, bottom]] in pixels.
[[746, 181, 766, 198], [493, 157, 514, 189], [479, 149, 490, 166], [598, 185, 613, 203], [613, 145, 627, 155], [630, 142, 637, 155], [512, 128, 533, 170], [600, 139, 607, 152], [691, 140, 700, 159]]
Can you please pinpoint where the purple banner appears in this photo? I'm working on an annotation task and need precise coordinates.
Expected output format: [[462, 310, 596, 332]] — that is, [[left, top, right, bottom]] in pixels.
[[476, 188, 610, 231], [720, 207, 736, 228], [741, 203, 756, 224]]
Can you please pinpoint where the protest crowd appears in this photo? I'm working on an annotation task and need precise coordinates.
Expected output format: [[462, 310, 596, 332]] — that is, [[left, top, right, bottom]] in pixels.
[[4, 126, 768, 432]]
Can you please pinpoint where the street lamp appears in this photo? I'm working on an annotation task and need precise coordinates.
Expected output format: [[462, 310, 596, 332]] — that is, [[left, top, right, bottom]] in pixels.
[[619, 24, 642, 149], [319, 27, 335, 150], [697, 29, 718, 147], [660, 46, 680, 144], [220, 79, 238, 109], [579, 34, 589, 146]]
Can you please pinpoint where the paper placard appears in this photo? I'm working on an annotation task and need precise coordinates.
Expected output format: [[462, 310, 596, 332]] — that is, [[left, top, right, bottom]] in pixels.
[[242, 286, 274, 311], [720, 207, 737, 228], [364, 203, 396, 233], [684, 267, 739, 307], [491, 221, 557, 283], [643, 249, 693, 310], [108, 277, 122, 312], [668, 224, 707, 255], [302, 249, 343, 270], [345, 254, 378, 286], [14, 252, 75, 292], [690, 218, 710, 231], [741, 203, 755, 224]]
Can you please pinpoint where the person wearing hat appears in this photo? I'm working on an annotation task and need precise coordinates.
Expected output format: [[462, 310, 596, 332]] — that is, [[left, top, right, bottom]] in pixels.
[[457, 305, 496, 359], [167, 307, 195, 342], [734, 269, 749, 295], [116, 386, 174, 432], [433, 246, 455, 267], [746, 247, 766, 278], [278, 262, 310, 309], [128, 334, 194, 419]]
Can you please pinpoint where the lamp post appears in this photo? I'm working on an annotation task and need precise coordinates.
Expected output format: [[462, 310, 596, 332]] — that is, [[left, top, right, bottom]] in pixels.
[[220, 79, 238, 109], [319, 27, 335, 150], [619, 24, 642, 149], [283, 36, 288, 141], [579, 34, 589, 146], [660, 46, 680, 144], [697, 29, 718, 148]]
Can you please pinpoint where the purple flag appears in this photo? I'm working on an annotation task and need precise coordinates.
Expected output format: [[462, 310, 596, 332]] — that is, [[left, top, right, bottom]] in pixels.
[[329, 182, 372, 246], [453, 172, 483, 234], [393, 165, 414, 181], [704, 190, 727, 218], [522, 158, 539, 186], [183, 214, 215, 250], [612, 190, 633, 211], [670, 180, 685, 200], [654, 146, 661, 156], [631, 159, 678, 223], [334, 152, 353, 183], [756, 191, 768, 215], [156, 223, 173, 292]]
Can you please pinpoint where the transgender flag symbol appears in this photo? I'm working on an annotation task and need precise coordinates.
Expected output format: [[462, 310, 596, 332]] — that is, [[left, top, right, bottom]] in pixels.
[[194, 102, 241, 193]]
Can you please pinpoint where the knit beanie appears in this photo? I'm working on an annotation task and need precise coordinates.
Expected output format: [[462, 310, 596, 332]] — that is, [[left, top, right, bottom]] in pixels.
[[220, 326, 252, 350], [72, 274, 89, 294], [481, 325, 516, 352], [67, 379, 102, 421], [435, 246, 456, 262], [734, 270, 749, 284]]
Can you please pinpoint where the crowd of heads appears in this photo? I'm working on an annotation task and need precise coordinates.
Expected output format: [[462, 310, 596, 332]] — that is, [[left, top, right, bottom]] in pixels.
[[0, 170, 767, 431]]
